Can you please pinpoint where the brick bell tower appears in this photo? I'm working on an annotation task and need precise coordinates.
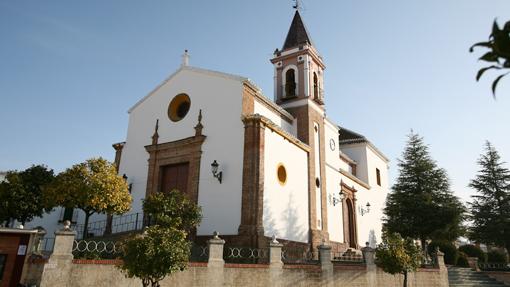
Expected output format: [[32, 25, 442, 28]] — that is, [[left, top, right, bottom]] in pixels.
[[270, 10, 329, 251]]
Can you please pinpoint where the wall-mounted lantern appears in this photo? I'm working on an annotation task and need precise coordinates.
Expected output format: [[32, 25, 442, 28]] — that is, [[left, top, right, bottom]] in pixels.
[[329, 191, 345, 206], [122, 174, 133, 193], [211, 160, 223, 184], [359, 202, 371, 216]]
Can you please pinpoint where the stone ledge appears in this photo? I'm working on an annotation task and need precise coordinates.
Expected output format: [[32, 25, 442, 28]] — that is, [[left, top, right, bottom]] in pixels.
[[224, 263, 269, 268]]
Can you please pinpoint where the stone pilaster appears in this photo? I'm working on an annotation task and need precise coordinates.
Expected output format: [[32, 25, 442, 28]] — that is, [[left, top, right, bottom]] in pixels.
[[238, 116, 265, 248]]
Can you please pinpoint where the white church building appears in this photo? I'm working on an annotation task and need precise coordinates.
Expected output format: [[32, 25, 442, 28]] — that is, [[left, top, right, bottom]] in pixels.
[[30, 11, 389, 252]]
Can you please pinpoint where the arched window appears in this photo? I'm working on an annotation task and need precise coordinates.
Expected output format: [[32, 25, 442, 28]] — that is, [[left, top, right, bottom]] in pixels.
[[285, 69, 296, 98], [313, 72, 319, 100]]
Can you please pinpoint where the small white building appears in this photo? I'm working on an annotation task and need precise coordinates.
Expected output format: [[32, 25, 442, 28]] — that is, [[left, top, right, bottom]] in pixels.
[[27, 11, 390, 252]]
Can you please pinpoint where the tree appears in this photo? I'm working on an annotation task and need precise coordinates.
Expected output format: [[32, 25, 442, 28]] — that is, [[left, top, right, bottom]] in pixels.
[[118, 191, 202, 287], [470, 19, 510, 97], [119, 226, 190, 287], [48, 158, 132, 238], [0, 165, 55, 226], [468, 141, 510, 255], [142, 190, 201, 231], [383, 132, 465, 248], [376, 232, 423, 287]]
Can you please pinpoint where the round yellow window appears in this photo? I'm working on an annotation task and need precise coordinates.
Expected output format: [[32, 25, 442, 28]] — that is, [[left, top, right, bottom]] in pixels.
[[168, 93, 191, 122], [277, 164, 287, 185]]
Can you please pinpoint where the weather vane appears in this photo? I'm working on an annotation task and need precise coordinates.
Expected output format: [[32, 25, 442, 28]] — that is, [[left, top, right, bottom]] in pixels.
[[293, 0, 302, 11]]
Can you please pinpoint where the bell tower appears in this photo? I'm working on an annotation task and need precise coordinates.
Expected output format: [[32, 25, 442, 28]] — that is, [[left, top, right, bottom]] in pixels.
[[271, 10, 330, 251], [271, 10, 325, 106]]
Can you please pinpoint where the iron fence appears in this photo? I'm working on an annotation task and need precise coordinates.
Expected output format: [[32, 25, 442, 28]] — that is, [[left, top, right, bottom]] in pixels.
[[75, 212, 144, 239], [72, 239, 123, 259], [332, 251, 364, 264], [39, 237, 55, 254], [281, 246, 317, 264], [479, 262, 510, 271], [223, 246, 269, 264], [190, 244, 208, 263]]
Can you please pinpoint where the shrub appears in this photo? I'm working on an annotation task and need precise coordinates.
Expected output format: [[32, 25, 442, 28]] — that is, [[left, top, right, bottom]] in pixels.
[[456, 252, 470, 267], [458, 244, 487, 263], [487, 250, 508, 264], [428, 241, 458, 265]]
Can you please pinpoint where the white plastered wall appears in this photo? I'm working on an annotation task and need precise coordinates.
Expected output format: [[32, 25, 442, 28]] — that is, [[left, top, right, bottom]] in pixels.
[[323, 119, 344, 243], [253, 100, 296, 135], [262, 129, 309, 243], [119, 67, 245, 236], [340, 143, 389, 247]]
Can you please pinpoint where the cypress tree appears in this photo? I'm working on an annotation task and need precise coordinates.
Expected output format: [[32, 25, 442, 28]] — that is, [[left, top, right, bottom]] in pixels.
[[384, 132, 465, 248], [469, 141, 510, 255]]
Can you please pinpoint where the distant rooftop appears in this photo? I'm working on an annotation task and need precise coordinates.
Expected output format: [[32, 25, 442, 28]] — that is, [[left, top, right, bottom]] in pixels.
[[338, 127, 368, 144]]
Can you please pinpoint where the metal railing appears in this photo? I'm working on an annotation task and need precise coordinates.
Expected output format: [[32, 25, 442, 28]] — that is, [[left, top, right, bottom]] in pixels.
[[332, 252, 364, 264], [281, 246, 317, 264], [39, 237, 55, 254], [479, 262, 510, 271], [75, 212, 144, 239], [190, 244, 208, 263], [223, 246, 269, 264], [72, 239, 123, 259]]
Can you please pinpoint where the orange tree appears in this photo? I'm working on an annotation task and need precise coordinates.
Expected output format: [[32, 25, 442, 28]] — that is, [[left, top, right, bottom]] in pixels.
[[376, 232, 423, 287], [47, 158, 131, 238], [118, 190, 202, 287]]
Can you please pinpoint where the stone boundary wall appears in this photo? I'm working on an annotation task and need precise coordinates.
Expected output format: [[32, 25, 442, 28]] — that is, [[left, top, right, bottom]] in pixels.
[[23, 227, 449, 287]]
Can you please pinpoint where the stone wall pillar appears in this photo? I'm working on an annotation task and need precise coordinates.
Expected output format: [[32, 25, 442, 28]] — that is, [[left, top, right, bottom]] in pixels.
[[318, 244, 333, 286], [361, 242, 376, 287], [207, 232, 225, 287], [318, 244, 332, 272], [207, 232, 225, 267], [40, 221, 76, 287], [361, 243, 375, 266], [269, 236, 283, 268], [434, 248, 449, 287]]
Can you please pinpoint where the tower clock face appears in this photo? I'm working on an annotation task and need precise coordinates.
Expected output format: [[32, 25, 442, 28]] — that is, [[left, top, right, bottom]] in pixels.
[[329, 139, 336, 151]]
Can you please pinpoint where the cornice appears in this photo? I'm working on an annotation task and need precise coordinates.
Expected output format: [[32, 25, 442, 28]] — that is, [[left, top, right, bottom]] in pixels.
[[242, 114, 310, 152]]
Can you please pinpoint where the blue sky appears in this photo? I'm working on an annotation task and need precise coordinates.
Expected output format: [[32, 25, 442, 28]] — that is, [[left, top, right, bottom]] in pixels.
[[1, 0, 509, 203]]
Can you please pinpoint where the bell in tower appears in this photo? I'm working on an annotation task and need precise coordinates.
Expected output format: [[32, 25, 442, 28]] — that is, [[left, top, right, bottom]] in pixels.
[[271, 10, 325, 107]]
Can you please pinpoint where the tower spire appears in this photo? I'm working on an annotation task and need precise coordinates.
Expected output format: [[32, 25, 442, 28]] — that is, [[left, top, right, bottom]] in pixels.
[[282, 9, 313, 50]]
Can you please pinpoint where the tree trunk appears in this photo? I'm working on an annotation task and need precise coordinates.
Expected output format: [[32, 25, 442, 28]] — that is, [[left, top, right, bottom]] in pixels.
[[403, 270, 408, 287], [142, 278, 149, 287], [82, 211, 91, 239], [420, 238, 427, 252]]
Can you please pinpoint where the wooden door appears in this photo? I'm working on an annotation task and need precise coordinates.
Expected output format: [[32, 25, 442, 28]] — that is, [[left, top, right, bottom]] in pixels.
[[160, 163, 189, 194], [346, 198, 356, 249]]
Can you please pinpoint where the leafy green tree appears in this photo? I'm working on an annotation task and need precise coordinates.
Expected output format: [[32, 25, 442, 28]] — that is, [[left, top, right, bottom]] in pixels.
[[48, 158, 132, 238], [376, 232, 423, 287], [468, 141, 510, 255], [142, 190, 201, 231], [119, 226, 190, 287], [0, 165, 55, 226], [470, 19, 510, 96], [384, 132, 465, 248], [118, 191, 202, 287]]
